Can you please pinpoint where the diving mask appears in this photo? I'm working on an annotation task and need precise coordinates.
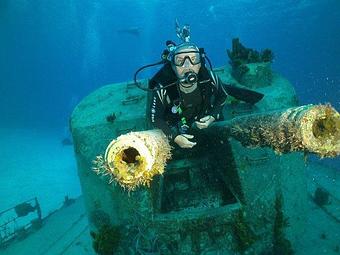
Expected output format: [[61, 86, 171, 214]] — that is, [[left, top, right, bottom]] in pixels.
[[172, 50, 201, 66]]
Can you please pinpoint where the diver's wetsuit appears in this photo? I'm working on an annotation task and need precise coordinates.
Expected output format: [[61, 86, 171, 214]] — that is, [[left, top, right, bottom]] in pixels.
[[149, 63, 228, 141]]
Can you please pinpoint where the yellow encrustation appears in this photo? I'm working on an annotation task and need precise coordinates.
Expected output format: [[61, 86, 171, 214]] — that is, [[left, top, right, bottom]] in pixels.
[[93, 130, 172, 191]]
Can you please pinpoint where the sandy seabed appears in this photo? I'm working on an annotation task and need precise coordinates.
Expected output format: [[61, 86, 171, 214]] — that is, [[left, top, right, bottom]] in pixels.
[[0, 128, 82, 217]]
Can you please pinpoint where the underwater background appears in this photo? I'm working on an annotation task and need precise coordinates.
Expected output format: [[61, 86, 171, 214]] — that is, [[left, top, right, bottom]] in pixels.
[[0, 0, 339, 253]]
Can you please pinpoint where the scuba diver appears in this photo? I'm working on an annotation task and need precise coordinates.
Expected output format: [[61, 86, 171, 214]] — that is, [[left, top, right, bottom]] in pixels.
[[134, 21, 264, 149], [149, 42, 228, 149]]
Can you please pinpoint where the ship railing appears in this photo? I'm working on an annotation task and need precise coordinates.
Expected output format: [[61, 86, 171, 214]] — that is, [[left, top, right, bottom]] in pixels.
[[0, 197, 42, 248]]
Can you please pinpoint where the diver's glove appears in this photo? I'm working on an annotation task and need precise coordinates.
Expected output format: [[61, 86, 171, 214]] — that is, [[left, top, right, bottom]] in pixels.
[[195, 115, 215, 129], [174, 134, 197, 149]]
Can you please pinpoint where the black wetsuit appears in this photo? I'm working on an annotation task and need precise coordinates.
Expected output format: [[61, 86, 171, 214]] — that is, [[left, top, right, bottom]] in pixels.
[[149, 63, 228, 141]]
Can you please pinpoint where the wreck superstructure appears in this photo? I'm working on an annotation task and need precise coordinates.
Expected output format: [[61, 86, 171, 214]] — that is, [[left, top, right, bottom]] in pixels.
[[70, 41, 339, 254]]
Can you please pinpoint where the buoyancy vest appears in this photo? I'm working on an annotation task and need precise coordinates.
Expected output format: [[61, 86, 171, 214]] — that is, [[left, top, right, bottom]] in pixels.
[[149, 63, 220, 126]]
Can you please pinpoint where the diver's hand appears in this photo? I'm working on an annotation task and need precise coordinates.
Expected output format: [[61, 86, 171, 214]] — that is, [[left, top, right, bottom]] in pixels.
[[195, 115, 215, 129], [174, 134, 197, 149]]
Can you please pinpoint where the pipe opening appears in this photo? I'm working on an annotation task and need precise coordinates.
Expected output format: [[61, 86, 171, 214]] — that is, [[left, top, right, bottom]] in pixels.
[[312, 115, 340, 139], [122, 147, 140, 164]]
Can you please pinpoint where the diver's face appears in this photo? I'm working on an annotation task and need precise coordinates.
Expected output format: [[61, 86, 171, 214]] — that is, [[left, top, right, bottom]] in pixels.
[[172, 48, 201, 79]]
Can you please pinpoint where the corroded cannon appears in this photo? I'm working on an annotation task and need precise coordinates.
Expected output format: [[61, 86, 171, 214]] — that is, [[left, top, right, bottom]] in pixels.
[[211, 104, 340, 158], [93, 130, 172, 191]]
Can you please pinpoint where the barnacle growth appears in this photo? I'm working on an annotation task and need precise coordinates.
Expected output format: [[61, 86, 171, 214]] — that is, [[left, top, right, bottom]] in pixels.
[[305, 104, 340, 157], [93, 130, 172, 191], [226, 104, 340, 158]]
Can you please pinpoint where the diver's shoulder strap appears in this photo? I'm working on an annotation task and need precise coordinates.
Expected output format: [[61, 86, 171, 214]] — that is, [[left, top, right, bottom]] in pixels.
[[208, 70, 223, 92], [156, 84, 166, 104], [208, 70, 232, 97], [209, 70, 218, 85], [155, 84, 171, 105]]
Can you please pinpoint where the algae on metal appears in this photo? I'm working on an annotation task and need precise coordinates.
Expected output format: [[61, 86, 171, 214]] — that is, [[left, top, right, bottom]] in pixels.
[[271, 193, 293, 255], [232, 208, 258, 253], [90, 224, 121, 255]]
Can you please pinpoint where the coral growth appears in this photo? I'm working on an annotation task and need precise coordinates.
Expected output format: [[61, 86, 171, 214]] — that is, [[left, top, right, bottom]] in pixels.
[[106, 113, 116, 123], [232, 209, 258, 253], [227, 38, 274, 68], [91, 224, 121, 255], [313, 187, 330, 206], [272, 193, 293, 255], [90, 210, 111, 229], [261, 49, 274, 62], [227, 38, 274, 83], [320, 232, 327, 239]]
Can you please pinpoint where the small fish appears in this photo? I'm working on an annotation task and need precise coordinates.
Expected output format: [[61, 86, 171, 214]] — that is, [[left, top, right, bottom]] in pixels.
[[117, 27, 140, 36]]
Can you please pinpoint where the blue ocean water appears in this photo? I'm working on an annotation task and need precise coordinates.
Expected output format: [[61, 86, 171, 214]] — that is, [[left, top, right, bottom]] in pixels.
[[0, 0, 339, 254], [0, 0, 339, 128]]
